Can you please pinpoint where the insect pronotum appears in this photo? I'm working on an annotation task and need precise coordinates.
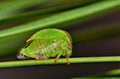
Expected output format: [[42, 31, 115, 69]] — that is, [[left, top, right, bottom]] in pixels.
[[17, 29, 72, 64]]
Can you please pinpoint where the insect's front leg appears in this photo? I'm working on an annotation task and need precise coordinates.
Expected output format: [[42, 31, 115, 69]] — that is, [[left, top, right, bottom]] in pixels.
[[54, 52, 70, 65], [54, 53, 62, 64], [35, 56, 40, 60], [35, 56, 47, 61], [61, 43, 70, 65]]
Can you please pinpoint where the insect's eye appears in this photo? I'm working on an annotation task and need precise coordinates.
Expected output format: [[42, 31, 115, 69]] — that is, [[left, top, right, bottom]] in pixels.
[[67, 44, 71, 48]]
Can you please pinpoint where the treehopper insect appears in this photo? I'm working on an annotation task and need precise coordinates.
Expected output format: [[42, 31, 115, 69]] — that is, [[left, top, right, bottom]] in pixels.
[[17, 29, 72, 64]]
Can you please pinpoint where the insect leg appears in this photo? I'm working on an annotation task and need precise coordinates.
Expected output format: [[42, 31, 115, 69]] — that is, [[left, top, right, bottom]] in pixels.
[[35, 56, 40, 60], [54, 53, 62, 65], [66, 53, 70, 65]]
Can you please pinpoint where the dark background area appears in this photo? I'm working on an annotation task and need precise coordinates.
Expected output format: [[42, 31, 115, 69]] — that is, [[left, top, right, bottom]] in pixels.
[[0, 3, 120, 79]]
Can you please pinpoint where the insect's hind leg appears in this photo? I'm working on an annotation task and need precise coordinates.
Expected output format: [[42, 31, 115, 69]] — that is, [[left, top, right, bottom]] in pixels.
[[66, 53, 70, 65]]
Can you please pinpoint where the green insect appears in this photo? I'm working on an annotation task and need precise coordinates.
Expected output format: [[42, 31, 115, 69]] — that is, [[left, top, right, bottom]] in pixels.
[[17, 29, 72, 64]]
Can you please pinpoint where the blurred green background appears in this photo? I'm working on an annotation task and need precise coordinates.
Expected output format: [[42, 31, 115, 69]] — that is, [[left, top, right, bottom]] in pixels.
[[0, 0, 120, 79]]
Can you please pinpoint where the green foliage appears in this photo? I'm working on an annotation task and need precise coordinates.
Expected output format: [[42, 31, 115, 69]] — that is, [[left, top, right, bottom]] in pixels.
[[0, 0, 120, 78]]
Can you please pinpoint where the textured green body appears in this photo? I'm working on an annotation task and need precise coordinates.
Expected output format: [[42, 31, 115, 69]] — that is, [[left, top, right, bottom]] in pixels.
[[17, 29, 72, 60]]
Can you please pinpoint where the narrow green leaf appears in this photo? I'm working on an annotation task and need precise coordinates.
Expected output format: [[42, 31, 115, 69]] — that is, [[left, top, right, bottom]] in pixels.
[[106, 69, 120, 75], [74, 77, 120, 79], [73, 66, 120, 79], [0, 0, 120, 38], [0, 0, 59, 19], [0, 0, 91, 26]]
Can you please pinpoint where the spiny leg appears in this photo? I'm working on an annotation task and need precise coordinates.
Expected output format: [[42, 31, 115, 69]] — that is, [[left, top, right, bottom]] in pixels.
[[66, 53, 70, 65], [54, 53, 62, 64]]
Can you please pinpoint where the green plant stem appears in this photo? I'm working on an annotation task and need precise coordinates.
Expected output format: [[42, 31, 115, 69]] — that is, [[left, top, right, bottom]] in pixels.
[[0, 56, 120, 68]]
